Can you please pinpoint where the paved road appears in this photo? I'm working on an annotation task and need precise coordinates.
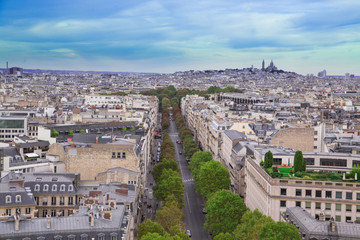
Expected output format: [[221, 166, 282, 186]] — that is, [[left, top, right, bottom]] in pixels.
[[168, 113, 211, 240]]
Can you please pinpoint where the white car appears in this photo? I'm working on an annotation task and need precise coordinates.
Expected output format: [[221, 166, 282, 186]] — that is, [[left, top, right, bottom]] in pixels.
[[186, 230, 191, 237]]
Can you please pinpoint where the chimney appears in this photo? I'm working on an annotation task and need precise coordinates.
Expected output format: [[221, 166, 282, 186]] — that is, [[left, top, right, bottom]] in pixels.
[[96, 136, 99, 144], [46, 215, 51, 229], [102, 210, 112, 221], [112, 135, 116, 142], [330, 217, 336, 232], [109, 199, 116, 209], [102, 194, 106, 204], [107, 193, 109, 200], [319, 212, 325, 221], [89, 212, 94, 227], [74, 173, 80, 188], [14, 213, 20, 231]]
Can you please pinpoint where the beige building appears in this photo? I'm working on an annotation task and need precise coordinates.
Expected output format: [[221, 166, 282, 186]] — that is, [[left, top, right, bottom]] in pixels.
[[245, 156, 360, 223]]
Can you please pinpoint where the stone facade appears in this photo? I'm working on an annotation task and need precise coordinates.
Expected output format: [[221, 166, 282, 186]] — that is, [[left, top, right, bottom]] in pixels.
[[270, 127, 315, 152]]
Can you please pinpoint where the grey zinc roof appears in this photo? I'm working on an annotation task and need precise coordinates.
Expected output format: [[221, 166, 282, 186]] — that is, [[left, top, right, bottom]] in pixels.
[[0, 205, 126, 238], [223, 130, 246, 141], [0, 183, 36, 207], [232, 142, 244, 154], [18, 140, 50, 148], [286, 207, 360, 238]]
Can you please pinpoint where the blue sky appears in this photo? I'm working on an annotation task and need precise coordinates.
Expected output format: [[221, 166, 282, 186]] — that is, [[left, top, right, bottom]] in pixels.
[[0, 0, 359, 75]]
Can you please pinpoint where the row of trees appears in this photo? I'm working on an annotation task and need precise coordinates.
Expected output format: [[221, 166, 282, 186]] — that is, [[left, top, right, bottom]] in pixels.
[[137, 91, 187, 239]]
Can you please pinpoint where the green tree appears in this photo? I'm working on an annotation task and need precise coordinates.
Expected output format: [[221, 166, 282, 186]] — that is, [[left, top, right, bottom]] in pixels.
[[152, 159, 179, 182], [50, 129, 59, 137], [350, 164, 360, 179], [140, 233, 171, 240], [205, 190, 247, 237], [233, 209, 274, 240], [258, 221, 301, 240], [168, 226, 190, 240], [197, 161, 231, 198], [155, 201, 185, 232], [264, 151, 273, 168], [294, 151, 304, 172], [214, 233, 235, 240], [153, 171, 184, 207], [162, 97, 171, 110], [137, 220, 166, 240], [68, 130, 74, 135], [79, 130, 85, 133], [189, 151, 213, 179]]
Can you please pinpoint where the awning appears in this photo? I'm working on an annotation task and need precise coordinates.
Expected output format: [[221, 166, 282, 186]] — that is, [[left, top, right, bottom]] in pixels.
[[25, 153, 39, 158]]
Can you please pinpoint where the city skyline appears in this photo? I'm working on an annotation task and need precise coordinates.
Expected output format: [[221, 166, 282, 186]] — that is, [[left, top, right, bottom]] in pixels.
[[0, 0, 359, 75]]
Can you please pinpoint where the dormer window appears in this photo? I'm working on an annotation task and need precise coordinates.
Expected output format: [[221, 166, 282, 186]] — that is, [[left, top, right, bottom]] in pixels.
[[35, 184, 40, 191], [60, 184, 66, 191], [68, 185, 73, 191], [15, 195, 21, 203], [5, 195, 11, 203], [52, 185, 57, 191], [43, 184, 49, 191]]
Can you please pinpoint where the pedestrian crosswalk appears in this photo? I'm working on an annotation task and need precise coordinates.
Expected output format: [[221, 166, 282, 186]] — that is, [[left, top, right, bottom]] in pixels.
[[183, 178, 194, 183]]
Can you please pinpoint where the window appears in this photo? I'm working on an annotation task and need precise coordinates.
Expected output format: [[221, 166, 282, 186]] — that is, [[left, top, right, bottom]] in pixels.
[[60, 197, 64, 205], [117, 152, 121, 159], [25, 208, 31, 214], [34, 196, 39, 205], [305, 202, 311, 209], [280, 188, 287, 196], [51, 210, 56, 217], [80, 234, 88, 240], [6, 209, 11, 215], [357, 193, 360, 200], [316, 202, 321, 209], [51, 197, 57, 205], [280, 200, 286, 207], [335, 216, 341, 222], [306, 190, 312, 197], [316, 190, 322, 198], [110, 233, 118, 240], [325, 191, 332, 198], [60, 184, 65, 191], [54, 235, 63, 240], [43, 184, 49, 191], [296, 201, 301, 207], [326, 203, 331, 210], [314, 131, 318, 135], [35, 184, 40, 191], [325, 215, 331, 221], [5, 195, 11, 203], [346, 205, 352, 212], [68, 185, 73, 191], [314, 146, 317, 149], [68, 197, 73, 205], [336, 191, 342, 199], [336, 204, 341, 211], [112, 152, 116, 158], [52, 185, 57, 191], [346, 216, 352, 222], [42, 209, 47, 217], [357, 205, 360, 213], [97, 233, 105, 240], [122, 152, 126, 159], [296, 189, 302, 196], [346, 192, 353, 200], [67, 235, 76, 240]]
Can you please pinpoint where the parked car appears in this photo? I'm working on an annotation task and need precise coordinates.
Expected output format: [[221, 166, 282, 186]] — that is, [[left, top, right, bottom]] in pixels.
[[202, 208, 207, 214], [176, 140, 182, 144], [179, 151, 182, 155], [186, 230, 191, 237]]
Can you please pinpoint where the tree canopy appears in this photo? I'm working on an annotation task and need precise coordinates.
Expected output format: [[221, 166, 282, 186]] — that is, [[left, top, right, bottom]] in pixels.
[[264, 151, 274, 168], [258, 221, 301, 240], [205, 190, 247, 237], [189, 151, 213, 180], [137, 220, 166, 240], [294, 150, 305, 172], [197, 160, 231, 198], [155, 201, 185, 232], [152, 159, 179, 183], [153, 170, 184, 207]]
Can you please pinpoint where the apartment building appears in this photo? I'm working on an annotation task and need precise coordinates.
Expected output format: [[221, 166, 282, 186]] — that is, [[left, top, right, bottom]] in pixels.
[[245, 156, 360, 223], [0, 182, 37, 219]]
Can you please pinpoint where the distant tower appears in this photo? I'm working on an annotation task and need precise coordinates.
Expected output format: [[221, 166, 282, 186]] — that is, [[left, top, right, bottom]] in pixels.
[[6, 62, 8, 69], [270, 60, 274, 68], [262, 60, 265, 70]]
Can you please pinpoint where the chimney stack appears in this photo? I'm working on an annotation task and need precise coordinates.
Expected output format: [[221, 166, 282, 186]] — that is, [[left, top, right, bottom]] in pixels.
[[330, 217, 336, 232], [46, 215, 51, 229], [89, 212, 94, 227], [96, 136, 99, 144], [14, 213, 20, 231]]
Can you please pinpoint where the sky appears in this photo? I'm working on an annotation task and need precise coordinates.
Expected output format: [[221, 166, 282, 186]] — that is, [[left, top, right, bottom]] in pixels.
[[0, 0, 359, 75]]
